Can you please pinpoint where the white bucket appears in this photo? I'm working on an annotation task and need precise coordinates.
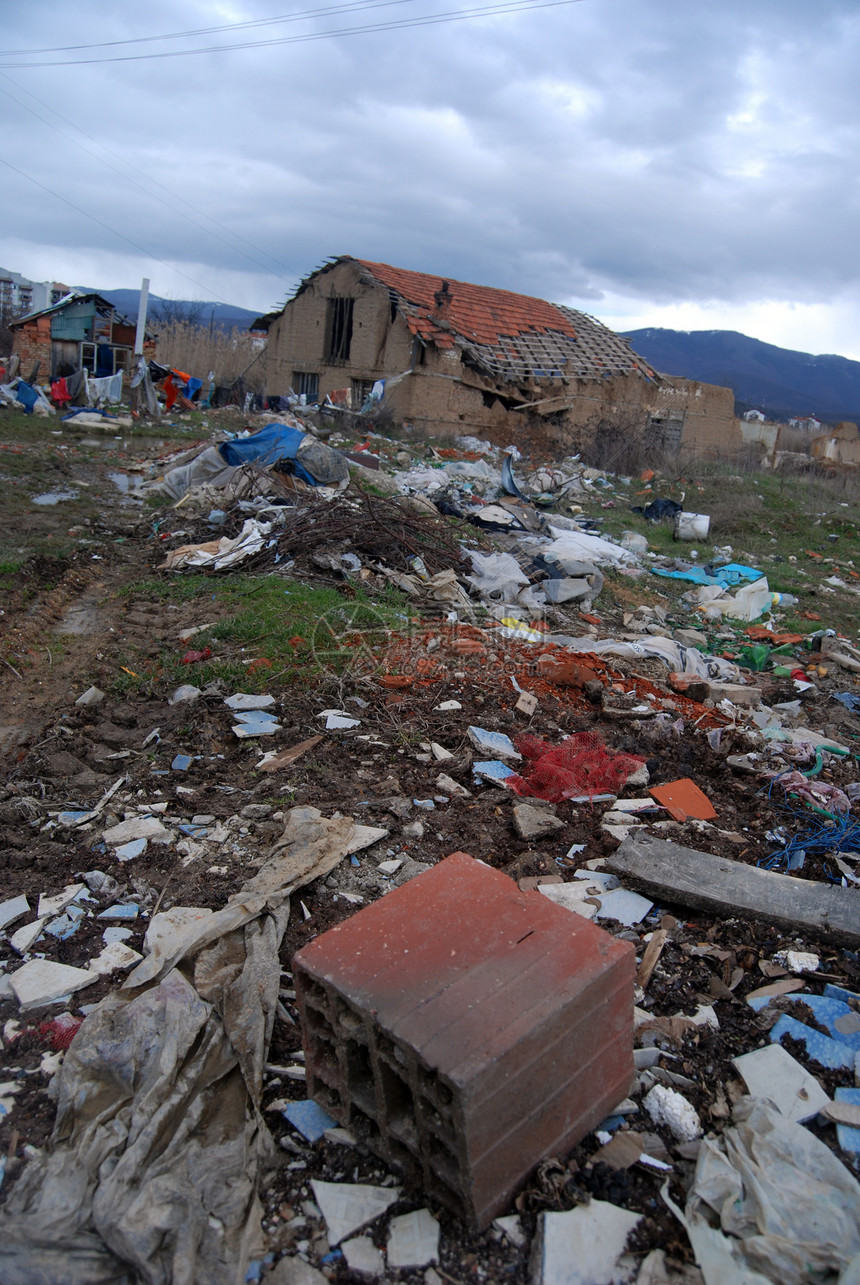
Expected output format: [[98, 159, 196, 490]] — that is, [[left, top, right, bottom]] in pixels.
[[675, 511, 711, 540]]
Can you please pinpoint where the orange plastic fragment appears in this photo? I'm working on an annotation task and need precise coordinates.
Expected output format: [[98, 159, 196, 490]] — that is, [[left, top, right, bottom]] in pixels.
[[649, 778, 717, 822]]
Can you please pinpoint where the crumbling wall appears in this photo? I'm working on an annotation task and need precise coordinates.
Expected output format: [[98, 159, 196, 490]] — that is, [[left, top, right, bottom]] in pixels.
[[265, 260, 414, 401], [11, 316, 52, 377], [811, 422, 860, 465]]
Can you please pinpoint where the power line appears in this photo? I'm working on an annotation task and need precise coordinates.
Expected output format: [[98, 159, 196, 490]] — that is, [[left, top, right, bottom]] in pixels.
[[0, 74, 296, 281], [0, 0, 588, 69], [3, 0, 423, 56], [0, 154, 237, 305]]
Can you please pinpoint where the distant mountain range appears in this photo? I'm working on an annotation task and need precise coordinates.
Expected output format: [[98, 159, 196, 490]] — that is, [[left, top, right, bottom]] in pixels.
[[86, 288, 262, 332], [623, 328, 860, 425]]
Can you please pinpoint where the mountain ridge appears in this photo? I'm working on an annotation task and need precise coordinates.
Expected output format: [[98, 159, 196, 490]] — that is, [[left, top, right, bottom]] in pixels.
[[79, 287, 262, 332], [623, 327, 860, 424]]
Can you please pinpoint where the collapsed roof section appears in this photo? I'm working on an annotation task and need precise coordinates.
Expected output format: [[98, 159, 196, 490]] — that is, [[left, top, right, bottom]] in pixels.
[[292, 255, 659, 385]]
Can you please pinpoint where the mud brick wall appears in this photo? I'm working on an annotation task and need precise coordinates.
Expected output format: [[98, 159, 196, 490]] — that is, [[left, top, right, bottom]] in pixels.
[[293, 852, 635, 1228]]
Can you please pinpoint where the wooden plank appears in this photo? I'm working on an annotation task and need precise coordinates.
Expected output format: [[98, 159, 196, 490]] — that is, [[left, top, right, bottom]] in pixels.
[[607, 833, 860, 947], [636, 928, 668, 990]]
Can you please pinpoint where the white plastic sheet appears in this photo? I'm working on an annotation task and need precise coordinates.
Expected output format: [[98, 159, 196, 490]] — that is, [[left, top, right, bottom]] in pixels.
[[666, 1097, 860, 1285], [0, 807, 364, 1285]]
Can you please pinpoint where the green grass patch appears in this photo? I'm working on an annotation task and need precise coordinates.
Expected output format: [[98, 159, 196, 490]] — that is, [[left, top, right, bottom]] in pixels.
[[113, 573, 414, 696], [575, 460, 860, 638]]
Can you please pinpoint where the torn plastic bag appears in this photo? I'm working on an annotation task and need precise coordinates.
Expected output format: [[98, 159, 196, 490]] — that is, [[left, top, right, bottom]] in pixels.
[[159, 517, 273, 571], [543, 528, 638, 568], [665, 1096, 860, 1285], [546, 636, 740, 682], [0, 807, 362, 1285], [466, 551, 529, 601]]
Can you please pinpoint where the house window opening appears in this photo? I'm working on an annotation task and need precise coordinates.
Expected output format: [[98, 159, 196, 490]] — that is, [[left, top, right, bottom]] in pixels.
[[292, 371, 319, 401], [325, 297, 354, 362]]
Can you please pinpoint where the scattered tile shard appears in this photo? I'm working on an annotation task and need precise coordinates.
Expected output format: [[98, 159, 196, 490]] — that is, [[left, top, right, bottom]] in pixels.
[[386, 1208, 440, 1269], [10, 960, 99, 1009], [0, 896, 29, 932], [467, 726, 521, 761], [284, 1099, 336, 1143], [340, 1236, 385, 1277], [310, 1179, 400, 1245], [649, 778, 716, 822], [732, 1043, 830, 1123], [531, 1200, 642, 1285]]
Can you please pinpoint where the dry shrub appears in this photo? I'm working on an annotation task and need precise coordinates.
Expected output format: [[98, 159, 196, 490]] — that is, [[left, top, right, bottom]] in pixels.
[[155, 322, 265, 392]]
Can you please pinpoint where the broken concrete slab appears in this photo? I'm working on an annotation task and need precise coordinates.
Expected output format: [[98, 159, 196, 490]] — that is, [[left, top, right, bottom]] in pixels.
[[531, 1199, 641, 1285], [731, 1043, 829, 1123], [310, 1179, 400, 1245], [513, 804, 565, 840], [608, 832, 860, 946]]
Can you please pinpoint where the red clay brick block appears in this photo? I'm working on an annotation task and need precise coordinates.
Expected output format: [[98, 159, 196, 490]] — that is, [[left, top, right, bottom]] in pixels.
[[293, 852, 635, 1228], [535, 654, 598, 689]]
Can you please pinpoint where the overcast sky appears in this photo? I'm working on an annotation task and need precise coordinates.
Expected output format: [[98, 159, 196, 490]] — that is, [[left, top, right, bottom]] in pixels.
[[2, 1, 859, 357]]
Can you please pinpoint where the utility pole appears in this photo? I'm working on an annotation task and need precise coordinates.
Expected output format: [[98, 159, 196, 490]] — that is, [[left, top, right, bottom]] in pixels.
[[130, 277, 160, 419]]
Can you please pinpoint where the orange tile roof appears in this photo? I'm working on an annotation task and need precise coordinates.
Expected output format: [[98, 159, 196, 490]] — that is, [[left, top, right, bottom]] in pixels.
[[293, 256, 657, 383], [357, 259, 579, 349]]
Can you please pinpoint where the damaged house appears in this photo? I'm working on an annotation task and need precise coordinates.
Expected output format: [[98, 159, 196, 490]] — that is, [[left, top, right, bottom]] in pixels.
[[262, 256, 736, 459]]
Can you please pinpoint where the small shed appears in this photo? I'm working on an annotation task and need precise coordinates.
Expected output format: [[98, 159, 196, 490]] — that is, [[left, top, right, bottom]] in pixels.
[[9, 292, 155, 381]]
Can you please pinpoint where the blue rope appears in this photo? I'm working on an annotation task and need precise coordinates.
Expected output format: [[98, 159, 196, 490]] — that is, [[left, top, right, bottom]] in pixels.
[[756, 780, 860, 882]]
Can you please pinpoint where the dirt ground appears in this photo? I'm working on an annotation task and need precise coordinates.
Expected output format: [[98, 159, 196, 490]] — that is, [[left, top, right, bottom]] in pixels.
[[1, 419, 859, 1284]]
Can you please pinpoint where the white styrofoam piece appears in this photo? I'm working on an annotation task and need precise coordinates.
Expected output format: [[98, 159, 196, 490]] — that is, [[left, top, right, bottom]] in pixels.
[[643, 1084, 702, 1142]]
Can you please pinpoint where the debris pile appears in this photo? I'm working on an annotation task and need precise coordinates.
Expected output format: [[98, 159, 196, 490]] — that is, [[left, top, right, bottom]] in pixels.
[[0, 407, 858, 1285]]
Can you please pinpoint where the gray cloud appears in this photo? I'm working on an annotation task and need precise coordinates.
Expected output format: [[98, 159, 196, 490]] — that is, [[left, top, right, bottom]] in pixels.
[[1, 0, 859, 353]]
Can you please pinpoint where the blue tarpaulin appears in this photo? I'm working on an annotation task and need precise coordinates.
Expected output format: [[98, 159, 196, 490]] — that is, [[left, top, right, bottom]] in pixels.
[[652, 561, 762, 587], [15, 382, 38, 413], [218, 423, 318, 486]]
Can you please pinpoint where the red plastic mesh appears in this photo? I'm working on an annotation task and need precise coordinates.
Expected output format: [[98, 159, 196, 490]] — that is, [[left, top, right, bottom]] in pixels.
[[507, 731, 645, 804], [37, 1014, 83, 1051]]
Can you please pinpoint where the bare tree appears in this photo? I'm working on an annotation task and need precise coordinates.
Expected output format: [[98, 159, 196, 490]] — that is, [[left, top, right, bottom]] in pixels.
[[151, 297, 206, 328]]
